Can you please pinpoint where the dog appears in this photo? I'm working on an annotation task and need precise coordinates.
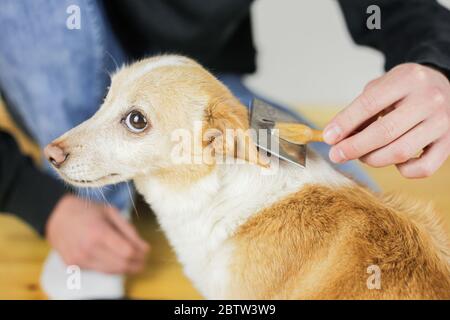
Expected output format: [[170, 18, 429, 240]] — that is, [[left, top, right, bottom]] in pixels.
[[44, 55, 450, 299]]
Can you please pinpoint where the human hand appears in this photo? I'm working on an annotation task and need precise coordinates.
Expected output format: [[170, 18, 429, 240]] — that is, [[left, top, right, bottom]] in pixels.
[[46, 194, 149, 274], [323, 63, 450, 178]]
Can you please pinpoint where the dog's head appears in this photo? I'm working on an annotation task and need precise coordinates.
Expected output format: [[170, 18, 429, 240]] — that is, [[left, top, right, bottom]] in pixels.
[[45, 55, 262, 188]]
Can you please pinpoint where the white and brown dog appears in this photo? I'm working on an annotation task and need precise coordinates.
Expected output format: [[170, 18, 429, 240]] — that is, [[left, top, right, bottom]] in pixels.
[[44, 55, 450, 299]]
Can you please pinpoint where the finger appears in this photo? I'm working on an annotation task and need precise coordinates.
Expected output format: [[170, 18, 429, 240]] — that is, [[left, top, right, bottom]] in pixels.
[[350, 78, 386, 133], [324, 65, 422, 144], [329, 94, 433, 162], [63, 241, 118, 273], [363, 77, 382, 91], [81, 246, 122, 274], [361, 114, 449, 167], [97, 242, 146, 274], [85, 245, 145, 274], [396, 132, 450, 178], [102, 223, 147, 263], [105, 206, 150, 252]]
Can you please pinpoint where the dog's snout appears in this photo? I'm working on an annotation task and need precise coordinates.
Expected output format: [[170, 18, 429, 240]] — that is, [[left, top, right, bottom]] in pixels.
[[44, 143, 69, 168]]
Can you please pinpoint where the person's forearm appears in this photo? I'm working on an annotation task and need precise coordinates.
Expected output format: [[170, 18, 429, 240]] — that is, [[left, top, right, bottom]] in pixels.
[[338, 0, 450, 78], [0, 131, 67, 235]]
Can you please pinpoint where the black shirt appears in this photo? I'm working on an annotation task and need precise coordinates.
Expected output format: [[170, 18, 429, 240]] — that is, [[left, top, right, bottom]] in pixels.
[[103, 0, 256, 74], [0, 131, 66, 235], [104, 0, 450, 78], [339, 0, 450, 79]]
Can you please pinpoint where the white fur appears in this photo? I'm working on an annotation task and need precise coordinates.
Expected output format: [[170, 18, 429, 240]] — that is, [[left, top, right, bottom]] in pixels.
[[125, 55, 188, 85], [135, 152, 351, 298]]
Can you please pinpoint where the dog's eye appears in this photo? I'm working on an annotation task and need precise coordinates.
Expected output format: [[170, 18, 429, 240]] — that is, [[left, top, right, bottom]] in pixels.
[[123, 111, 148, 133]]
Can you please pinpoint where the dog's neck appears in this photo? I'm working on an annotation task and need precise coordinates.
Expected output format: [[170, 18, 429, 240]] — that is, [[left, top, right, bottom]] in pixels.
[[134, 153, 350, 297], [134, 152, 350, 259]]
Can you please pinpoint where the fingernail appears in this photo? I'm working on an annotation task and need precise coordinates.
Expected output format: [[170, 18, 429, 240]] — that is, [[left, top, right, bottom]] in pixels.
[[329, 147, 346, 163], [323, 124, 342, 144]]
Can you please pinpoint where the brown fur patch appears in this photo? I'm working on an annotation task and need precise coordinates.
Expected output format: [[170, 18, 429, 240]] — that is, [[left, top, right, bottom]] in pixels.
[[203, 92, 267, 167], [229, 184, 450, 299]]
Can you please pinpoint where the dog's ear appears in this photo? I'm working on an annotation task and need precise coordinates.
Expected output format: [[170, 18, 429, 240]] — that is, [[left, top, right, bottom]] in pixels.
[[203, 97, 267, 167]]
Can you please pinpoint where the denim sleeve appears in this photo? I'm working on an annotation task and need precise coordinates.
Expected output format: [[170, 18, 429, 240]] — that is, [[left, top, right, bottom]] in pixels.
[[338, 0, 450, 79], [0, 131, 67, 236]]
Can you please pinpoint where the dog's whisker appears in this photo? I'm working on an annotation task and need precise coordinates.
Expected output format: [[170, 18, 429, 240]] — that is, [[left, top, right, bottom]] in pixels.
[[96, 186, 111, 208], [126, 181, 139, 219], [86, 186, 96, 207], [105, 50, 120, 74]]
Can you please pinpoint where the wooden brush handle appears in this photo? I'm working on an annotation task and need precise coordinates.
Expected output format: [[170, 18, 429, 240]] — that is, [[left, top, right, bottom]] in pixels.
[[274, 122, 323, 144]]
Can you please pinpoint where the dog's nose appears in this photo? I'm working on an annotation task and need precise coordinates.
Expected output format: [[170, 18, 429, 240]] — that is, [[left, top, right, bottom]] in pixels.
[[44, 143, 69, 168]]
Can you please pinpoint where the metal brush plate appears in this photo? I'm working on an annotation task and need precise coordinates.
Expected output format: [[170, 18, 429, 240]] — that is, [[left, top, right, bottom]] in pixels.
[[250, 98, 306, 167]]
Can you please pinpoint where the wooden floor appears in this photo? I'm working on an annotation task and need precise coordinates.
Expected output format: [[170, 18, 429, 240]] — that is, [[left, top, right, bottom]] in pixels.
[[0, 103, 448, 299]]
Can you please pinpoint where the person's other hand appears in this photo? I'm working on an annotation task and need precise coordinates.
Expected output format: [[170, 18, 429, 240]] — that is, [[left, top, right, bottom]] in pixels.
[[46, 194, 149, 274], [323, 63, 450, 178]]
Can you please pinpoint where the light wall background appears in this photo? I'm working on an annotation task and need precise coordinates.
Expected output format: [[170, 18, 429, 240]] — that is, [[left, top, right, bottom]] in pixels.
[[245, 0, 450, 107]]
